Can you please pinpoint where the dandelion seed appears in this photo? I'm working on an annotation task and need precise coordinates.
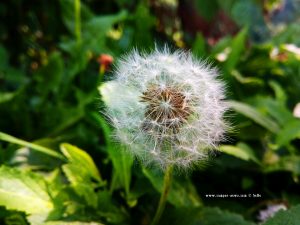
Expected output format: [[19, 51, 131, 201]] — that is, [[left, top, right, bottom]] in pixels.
[[100, 46, 228, 170]]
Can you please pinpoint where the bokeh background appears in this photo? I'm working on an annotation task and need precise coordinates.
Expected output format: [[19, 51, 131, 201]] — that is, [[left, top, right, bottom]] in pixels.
[[1, 0, 300, 224]]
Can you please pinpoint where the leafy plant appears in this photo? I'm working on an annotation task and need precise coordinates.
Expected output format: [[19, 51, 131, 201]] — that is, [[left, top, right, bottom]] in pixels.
[[0, 0, 300, 224]]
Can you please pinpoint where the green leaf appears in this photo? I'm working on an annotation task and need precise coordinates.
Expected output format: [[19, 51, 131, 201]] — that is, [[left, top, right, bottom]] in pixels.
[[223, 28, 248, 72], [192, 33, 206, 58], [195, 0, 219, 20], [272, 23, 300, 46], [231, 1, 264, 27], [59, 0, 93, 34], [1, 212, 28, 225], [98, 84, 134, 196], [129, 3, 156, 47], [44, 222, 104, 225], [228, 100, 280, 133], [196, 207, 253, 225], [61, 143, 101, 181], [211, 36, 232, 55], [97, 114, 133, 197], [264, 156, 300, 175], [263, 204, 300, 225], [143, 168, 202, 207], [96, 190, 128, 224], [276, 119, 300, 146], [0, 166, 53, 221], [0, 132, 65, 160], [231, 70, 263, 86], [48, 107, 85, 137], [251, 97, 293, 126], [218, 0, 235, 12], [109, 145, 133, 197], [61, 143, 102, 207], [84, 10, 127, 37], [219, 142, 260, 164], [0, 92, 16, 104], [83, 10, 128, 53], [268, 80, 287, 105], [60, 0, 127, 54], [34, 52, 64, 97], [161, 207, 254, 225]]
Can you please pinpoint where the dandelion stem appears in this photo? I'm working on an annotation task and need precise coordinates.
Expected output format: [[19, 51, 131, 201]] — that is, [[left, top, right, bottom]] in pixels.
[[74, 0, 81, 44], [150, 165, 173, 225]]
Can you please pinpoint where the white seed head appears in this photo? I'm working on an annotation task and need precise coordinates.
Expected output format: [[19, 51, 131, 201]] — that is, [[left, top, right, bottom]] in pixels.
[[100, 47, 228, 170]]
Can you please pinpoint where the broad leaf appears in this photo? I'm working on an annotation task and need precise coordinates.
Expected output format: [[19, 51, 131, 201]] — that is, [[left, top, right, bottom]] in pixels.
[[98, 84, 134, 196], [263, 204, 300, 225], [45, 222, 104, 225], [61, 143, 101, 181], [96, 190, 129, 224], [228, 100, 280, 133], [161, 207, 254, 225], [219, 142, 260, 164], [0, 92, 16, 104], [276, 119, 300, 146], [0, 166, 53, 222], [61, 143, 102, 207]]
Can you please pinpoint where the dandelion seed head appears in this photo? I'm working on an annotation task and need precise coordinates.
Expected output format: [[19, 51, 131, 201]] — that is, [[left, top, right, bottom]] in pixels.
[[100, 47, 228, 170]]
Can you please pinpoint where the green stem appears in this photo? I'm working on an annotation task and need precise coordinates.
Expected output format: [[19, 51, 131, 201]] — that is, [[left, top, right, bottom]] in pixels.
[[74, 0, 81, 44], [150, 165, 173, 225]]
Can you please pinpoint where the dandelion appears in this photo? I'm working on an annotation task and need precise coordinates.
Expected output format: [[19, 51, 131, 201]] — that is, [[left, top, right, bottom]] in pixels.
[[100, 47, 228, 170], [100, 46, 228, 225]]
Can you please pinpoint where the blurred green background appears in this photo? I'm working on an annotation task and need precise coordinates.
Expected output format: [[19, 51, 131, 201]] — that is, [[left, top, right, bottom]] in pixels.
[[0, 0, 300, 224]]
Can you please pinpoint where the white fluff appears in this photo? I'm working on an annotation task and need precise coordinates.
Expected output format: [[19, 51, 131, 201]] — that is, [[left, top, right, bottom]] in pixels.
[[100, 47, 228, 170]]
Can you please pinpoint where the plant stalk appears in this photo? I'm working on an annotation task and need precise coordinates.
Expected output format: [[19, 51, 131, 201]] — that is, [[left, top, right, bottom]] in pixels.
[[150, 165, 173, 225], [74, 0, 81, 44]]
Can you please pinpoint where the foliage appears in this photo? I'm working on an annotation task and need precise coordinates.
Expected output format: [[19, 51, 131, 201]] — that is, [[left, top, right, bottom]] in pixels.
[[262, 205, 300, 225], [0, 0, 300, 224]]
